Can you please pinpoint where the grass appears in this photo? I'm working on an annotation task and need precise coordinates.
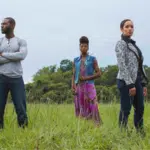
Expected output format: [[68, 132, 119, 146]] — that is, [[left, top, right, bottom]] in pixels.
[[0, 103, 150, 150]]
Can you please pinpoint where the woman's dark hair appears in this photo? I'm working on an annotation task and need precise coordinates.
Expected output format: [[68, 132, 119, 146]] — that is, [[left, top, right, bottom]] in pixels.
[[79, 36, 89, 45], [120, 19, 131, 29]]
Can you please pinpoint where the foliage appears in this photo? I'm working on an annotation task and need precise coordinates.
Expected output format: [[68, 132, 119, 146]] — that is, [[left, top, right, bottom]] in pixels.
[[25, 59, 150, 103]]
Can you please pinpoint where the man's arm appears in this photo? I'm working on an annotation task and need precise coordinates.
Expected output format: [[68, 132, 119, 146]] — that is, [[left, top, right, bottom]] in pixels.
[[0, 56, 10, 64], [0, 37, 10, 64], [2, 39, 28, 61]]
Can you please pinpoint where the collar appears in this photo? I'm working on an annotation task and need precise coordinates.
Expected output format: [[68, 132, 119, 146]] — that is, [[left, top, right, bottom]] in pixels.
[[77, 54, 90, 61], [121, 34, 136, 45]]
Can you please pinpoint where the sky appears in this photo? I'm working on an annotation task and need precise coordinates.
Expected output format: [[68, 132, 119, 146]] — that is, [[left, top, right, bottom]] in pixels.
[[0, 0, 150, 83]]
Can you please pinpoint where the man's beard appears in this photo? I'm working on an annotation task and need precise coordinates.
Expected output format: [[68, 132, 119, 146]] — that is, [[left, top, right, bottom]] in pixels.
[[1, 27, 11, 34]]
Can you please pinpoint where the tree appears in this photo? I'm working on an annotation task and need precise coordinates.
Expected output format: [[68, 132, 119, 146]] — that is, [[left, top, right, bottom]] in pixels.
[[60, 59, 72, 72]]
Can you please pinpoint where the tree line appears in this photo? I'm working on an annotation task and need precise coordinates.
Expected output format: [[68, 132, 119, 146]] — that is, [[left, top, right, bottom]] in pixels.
[[25, 59, 150, 103]]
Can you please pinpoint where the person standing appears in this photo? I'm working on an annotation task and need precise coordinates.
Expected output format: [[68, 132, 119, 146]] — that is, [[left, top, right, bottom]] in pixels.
[[0, 17, 28, 128], [72, 36, 102, 126], [115, 19, 148, 132]]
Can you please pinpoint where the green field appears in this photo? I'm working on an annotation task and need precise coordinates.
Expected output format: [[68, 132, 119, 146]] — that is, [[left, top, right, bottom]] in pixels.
[[0, 103, 150, 150]]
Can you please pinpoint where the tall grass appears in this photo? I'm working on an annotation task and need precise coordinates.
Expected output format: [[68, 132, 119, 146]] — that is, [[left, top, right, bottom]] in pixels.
[[0, 103, 150, 150]]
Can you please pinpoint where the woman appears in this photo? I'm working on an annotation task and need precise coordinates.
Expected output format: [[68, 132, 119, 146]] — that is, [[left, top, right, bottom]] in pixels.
[[115, 19, 148, 131], [72, 36, 102, 126]]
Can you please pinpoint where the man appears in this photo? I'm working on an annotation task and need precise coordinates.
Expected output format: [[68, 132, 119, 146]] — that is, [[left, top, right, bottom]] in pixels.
[[0, 17, 28, 128]]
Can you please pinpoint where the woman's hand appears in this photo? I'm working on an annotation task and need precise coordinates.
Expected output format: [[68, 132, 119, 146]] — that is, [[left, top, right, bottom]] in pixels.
[[143, 87, 147, 97], [79, 76, 88, 81], [129, 87, 136, 96], [72, 84, 77, 95]]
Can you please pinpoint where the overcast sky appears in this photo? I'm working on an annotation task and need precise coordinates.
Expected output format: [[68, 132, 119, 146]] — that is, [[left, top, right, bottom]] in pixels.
[[0, 0, 150, 83]]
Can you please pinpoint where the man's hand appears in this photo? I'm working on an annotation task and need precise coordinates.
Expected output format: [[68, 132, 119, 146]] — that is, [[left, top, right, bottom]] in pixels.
[[143, 87, 147, 97], [129, 87, 136, 96]]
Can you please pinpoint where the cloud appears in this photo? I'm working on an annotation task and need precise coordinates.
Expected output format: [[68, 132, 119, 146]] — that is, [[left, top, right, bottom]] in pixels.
[[0, 0, 150, 82]]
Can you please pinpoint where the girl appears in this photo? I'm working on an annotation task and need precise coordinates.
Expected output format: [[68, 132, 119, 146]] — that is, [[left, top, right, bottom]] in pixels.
[[72, 36, 102, 126], [115, 19, 148, 132]]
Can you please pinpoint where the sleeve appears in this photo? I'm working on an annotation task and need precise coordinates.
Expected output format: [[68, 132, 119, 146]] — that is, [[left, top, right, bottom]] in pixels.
[[115, 40, 135, 89], [2, 39, 28, 61], [141, 66, 149, 87], [0, 57, 10, 64]]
